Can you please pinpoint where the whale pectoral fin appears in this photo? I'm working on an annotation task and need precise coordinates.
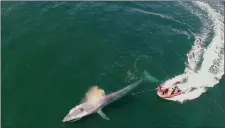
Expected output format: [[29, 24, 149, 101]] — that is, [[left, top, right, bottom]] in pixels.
[[97, 109, 110, 120]]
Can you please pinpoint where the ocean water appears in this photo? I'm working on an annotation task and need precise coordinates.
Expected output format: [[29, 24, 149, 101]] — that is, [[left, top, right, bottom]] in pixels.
[[1, 1, 224, 128]]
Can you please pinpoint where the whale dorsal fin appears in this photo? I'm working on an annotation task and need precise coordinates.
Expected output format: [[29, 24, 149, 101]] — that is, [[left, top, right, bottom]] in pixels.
[[97, 109, 110, 120]]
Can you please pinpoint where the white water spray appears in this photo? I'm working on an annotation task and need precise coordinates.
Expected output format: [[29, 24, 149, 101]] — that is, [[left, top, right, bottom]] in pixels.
[[81, 86, 105, 106], [161, 1, 224, 102]]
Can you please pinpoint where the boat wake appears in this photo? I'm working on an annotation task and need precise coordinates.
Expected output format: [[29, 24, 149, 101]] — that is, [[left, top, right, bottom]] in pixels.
[[160, 1, 224, 102]]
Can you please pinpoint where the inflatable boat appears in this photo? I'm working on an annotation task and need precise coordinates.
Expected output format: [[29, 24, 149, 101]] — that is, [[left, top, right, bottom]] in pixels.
[[156, 86, 185, 99]]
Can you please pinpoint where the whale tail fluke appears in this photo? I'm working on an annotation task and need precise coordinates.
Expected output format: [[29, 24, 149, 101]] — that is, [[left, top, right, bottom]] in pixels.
[[142, 70, 161, 83]]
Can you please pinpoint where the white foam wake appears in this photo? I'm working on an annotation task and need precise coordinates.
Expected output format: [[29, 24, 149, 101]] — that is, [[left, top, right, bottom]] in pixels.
[[160, 1, 224, 103]]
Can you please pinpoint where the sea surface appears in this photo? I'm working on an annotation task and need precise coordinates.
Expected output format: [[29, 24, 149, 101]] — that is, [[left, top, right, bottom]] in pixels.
[[2, 1, 224, 128]]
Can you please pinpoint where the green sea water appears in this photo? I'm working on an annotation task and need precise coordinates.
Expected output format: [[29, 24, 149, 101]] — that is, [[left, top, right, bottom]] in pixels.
[[2, 1, 224, 128]]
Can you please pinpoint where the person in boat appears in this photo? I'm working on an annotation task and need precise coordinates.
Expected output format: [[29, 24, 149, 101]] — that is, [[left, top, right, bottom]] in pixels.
[[157, 86, 176, 95], [166, 86, 179, 96], [157, 86, 169, 95], [167, 86, 173, 96], [172, 85, 181, 94], [169, 80, 182, 94]]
